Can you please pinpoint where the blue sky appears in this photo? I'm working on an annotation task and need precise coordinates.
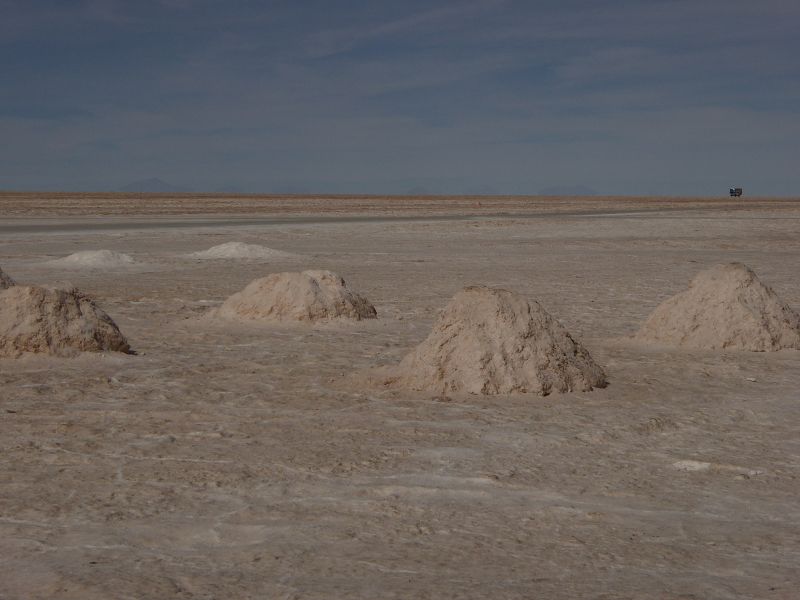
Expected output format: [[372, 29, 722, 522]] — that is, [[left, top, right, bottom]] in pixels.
[[1, 0, 798, 195]]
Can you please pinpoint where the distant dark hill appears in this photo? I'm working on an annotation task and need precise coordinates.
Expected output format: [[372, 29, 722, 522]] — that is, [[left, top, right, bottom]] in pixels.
[[213, 184, 245, 194], [406, 186, 431, 195], [119, 178, 190, 193], [465, 184, 500, 195], [272, 184, 312, 194], [538, 185, 598, 196]]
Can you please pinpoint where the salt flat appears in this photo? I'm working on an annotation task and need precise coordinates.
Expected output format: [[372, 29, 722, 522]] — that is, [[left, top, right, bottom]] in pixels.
[[1, 194, 799, 599]]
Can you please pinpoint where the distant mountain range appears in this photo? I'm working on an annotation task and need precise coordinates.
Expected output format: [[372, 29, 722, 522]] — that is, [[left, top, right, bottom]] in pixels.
[[118, 178, 191, 193], [405, 186, 432, 195], [114, 179, 600, 196], [537, 185, 598, 196], [213, 184, 245, 194]]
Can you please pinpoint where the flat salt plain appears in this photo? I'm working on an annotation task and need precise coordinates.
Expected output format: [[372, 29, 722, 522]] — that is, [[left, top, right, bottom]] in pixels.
[[1, 193, 800, 599]]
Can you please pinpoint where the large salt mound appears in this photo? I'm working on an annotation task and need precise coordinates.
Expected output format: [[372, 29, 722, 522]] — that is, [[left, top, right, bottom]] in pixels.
[[0, 285, 131, 357], [49, 250, 136, 269], [635, 263, 800, 351], [214, 270, 377, 323], [392, 286, 607, 395], [0, 266, 15, 289], [190, 242, 294, 260]]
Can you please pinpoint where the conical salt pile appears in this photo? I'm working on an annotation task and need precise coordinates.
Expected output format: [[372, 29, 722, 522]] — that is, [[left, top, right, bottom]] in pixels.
[[189, 242, 295, 260], [635, 263, 800, 351], [49, 250, 135, 269], [392, 286, 606, 395], [214, 270, 377, 323], [0, 266, 15, 289], [0, 285, 131, 357]]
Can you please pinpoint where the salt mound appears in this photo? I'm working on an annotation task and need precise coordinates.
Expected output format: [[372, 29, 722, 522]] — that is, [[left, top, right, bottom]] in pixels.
[[392, 286, 606, 395], [190, 242, 294, 260], [0, 266, 15, 289], [214, 270, 377, 323], [50, 250, 136, 269], [0, 285, 131, 357], [635, 263, 800, 351]]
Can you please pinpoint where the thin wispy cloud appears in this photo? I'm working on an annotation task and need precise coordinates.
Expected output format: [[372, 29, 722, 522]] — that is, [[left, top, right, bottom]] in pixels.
[[0, 1, 798, 194]]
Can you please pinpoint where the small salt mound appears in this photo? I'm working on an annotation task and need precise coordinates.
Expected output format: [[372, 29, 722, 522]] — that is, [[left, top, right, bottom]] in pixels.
[[635, 263, 800, 351], [391, 285, 606, 395], [49, 250, 136, 269], [0, 285, 131, 357], [213, 270, 377, 323], [190, 242, 294, 260], [0, 266, 15, 289]]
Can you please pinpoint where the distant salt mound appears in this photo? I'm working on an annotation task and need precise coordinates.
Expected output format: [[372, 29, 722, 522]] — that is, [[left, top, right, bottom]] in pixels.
[[391, 286, 606, 395], [0, 285, 131, 357], [213, 270, 377, 323], [635, 263, 800, 351], [190, 242, 295, 260], [49, 250, 136, 269], [0, 266, 15, 289]]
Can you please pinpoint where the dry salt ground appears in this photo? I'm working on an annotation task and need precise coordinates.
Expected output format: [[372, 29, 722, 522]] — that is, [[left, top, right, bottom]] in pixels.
[[188, 242, 296, 261], [47, 250, 137, 270]]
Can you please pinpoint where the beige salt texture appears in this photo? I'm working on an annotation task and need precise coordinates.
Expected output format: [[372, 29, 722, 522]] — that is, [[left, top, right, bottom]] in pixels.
[[634, 262, 800, 351], [389, 285, 606, 395], [0, 285, 131, 357], [213, 270, 377, 323]]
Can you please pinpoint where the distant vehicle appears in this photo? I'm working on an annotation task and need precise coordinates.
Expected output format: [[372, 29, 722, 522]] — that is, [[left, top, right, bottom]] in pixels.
[[729, 187, 743, 197]]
